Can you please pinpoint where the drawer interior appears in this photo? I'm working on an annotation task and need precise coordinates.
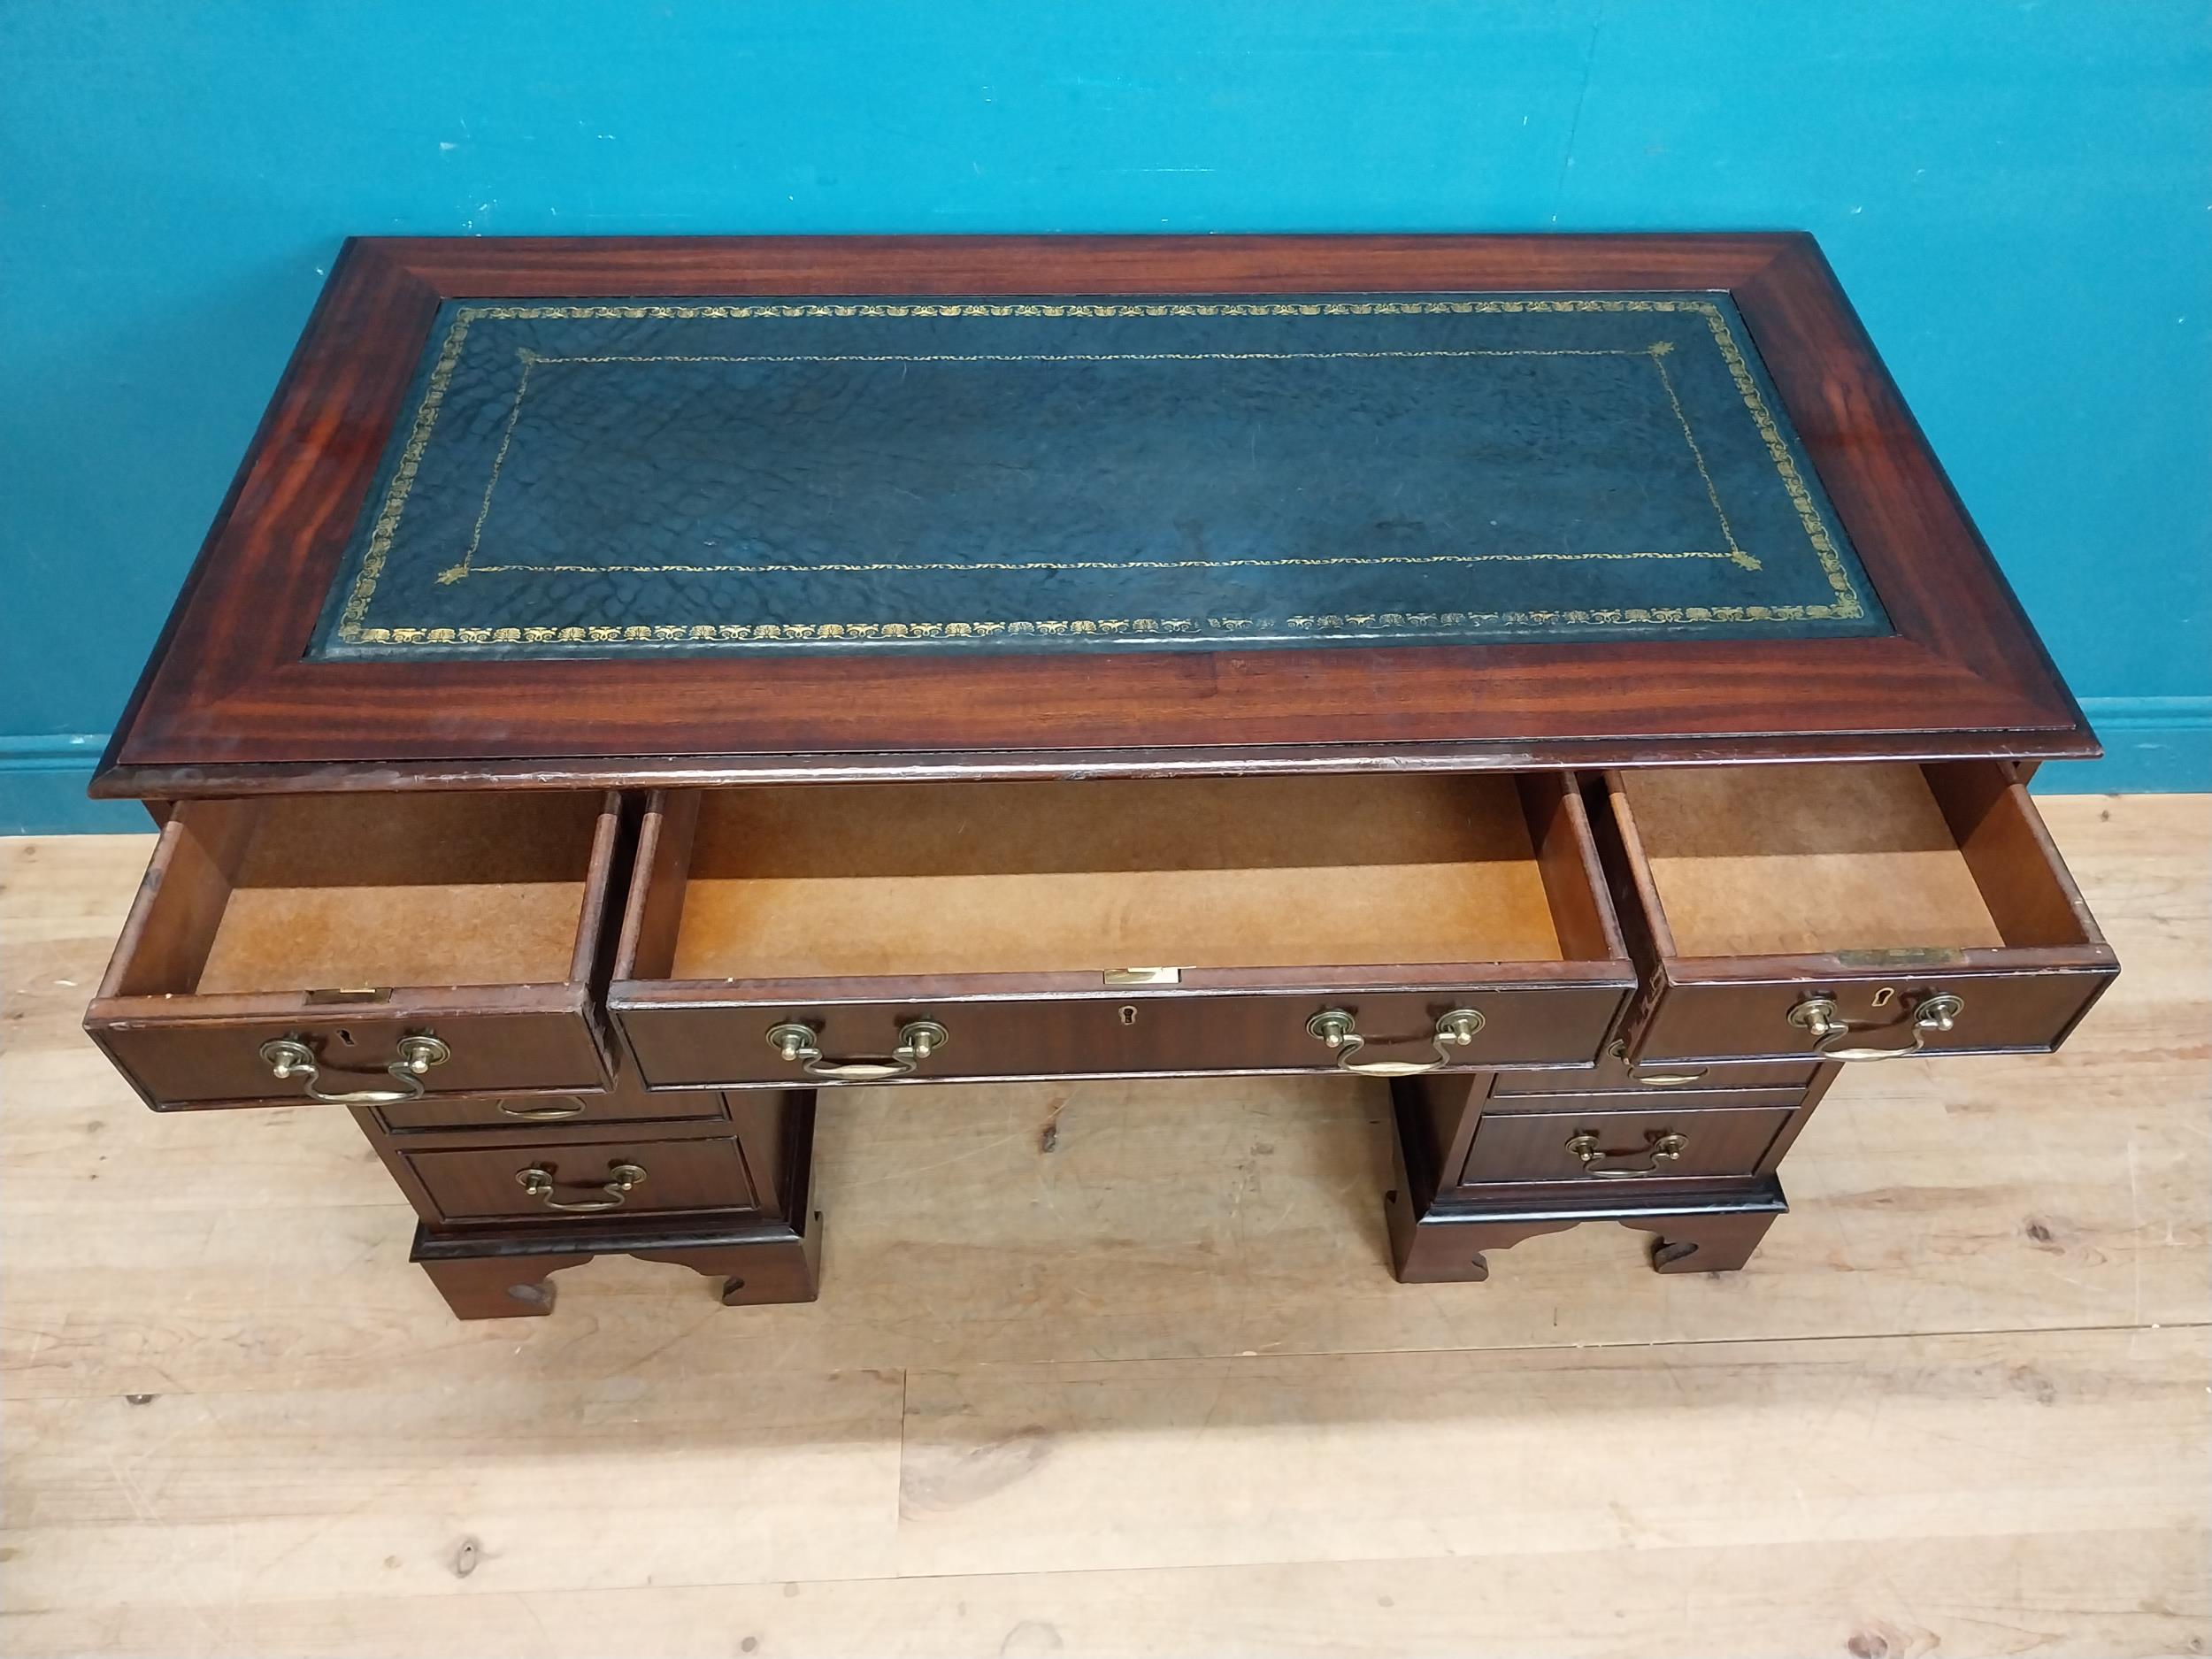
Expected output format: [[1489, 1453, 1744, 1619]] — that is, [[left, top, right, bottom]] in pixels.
[[632, 773, 1617, 980], [110, 794, 611, 996], [1618, 762, 2093, 958]]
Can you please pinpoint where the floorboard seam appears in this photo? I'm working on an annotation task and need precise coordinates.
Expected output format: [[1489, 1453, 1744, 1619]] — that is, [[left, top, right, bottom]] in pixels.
[[902, 1317, 2212, 1375]]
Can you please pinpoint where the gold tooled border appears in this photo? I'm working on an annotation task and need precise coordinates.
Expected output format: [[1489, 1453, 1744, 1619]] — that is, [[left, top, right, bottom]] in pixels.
[[334, 296, 1869, 649]]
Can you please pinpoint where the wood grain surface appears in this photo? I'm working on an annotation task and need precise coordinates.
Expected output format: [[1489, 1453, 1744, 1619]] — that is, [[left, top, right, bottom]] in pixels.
[[93, 234, 2094, 795], [4, 794, 2207, 1657]]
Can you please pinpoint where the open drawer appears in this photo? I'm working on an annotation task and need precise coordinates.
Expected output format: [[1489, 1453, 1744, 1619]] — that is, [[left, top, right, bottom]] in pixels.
[[85, 793, 625, 1109], [611, 773, 1635, 1087], [1600, 762, 2117, 1064]]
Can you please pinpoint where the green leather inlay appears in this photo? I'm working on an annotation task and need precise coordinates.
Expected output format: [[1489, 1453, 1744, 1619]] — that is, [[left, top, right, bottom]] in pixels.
[[311, 291, 1886, 657]]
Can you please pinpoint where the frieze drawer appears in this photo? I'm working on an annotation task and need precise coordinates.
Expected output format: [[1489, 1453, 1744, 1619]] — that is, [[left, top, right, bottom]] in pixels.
[[83, 793, 625, 1109], [611, 772, 1636, 1087], [1599, 762, 2118, 1064]]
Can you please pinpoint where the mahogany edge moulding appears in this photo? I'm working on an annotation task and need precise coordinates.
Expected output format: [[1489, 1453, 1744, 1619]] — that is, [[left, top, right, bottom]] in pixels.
[[93, 234, 2094, 798]]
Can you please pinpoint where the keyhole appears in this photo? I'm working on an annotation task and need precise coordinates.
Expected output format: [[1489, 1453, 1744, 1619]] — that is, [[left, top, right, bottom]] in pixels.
[[334, 1028, 355, 1047], [1118, 1005, 1137, 1026], [1871, 987, 1895, 1009]]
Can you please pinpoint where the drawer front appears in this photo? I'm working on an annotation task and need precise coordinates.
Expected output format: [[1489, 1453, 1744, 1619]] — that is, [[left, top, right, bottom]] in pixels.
[[84, 791, 627, 1112], [1487, 1053, 1819, 1096], [615, 983, 1632, 1089], [1625, 967, 2116, 1064], [405, 1135, 757, 1225], [373, 1087, 727, 1134], [1477, 1085, 1806, 1117], [1601, 762, 2118, 1065], [89, 1009, 610, 1110], [1461, 1106, 1793, 1187]]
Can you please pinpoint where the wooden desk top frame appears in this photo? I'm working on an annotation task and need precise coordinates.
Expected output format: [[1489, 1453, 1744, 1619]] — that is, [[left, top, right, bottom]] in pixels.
[[94, 234, 2093, 799]]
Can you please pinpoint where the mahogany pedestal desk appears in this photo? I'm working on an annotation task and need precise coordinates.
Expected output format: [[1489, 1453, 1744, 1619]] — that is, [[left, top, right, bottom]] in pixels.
[[82, 234, 2117, 1320]]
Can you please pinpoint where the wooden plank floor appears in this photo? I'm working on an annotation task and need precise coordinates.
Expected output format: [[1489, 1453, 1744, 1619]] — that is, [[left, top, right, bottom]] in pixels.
[[2, 795, 2207, 1658]]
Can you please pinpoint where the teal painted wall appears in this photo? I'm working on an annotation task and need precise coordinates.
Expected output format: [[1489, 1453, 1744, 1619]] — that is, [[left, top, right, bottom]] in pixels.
[[4, 0, 2207, 830]]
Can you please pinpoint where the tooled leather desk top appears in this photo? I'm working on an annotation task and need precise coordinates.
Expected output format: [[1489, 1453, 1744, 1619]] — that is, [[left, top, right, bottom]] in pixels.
[[313, 290, 1882, 660], [95, 234, 2091, 795]]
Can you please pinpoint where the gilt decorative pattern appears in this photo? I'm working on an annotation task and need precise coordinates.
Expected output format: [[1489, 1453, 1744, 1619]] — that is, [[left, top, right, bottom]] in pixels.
[[311, 292, 1886, 657]]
